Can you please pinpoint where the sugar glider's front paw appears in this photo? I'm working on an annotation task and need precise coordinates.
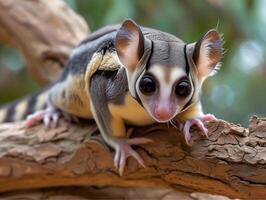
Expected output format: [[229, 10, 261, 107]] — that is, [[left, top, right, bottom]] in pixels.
[[179, 114, 217, 144], [114, 137, 153, 176], [25, 107, 79, 128]]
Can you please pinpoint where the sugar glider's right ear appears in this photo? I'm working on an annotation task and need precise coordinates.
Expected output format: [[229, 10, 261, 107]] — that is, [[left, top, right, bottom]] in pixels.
[[115, 19, 144, 73], [192, 29, 223, 78]]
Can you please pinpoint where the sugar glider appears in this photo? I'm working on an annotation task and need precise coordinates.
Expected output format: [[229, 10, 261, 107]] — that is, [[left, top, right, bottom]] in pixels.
[[0, 19, 223, 175]]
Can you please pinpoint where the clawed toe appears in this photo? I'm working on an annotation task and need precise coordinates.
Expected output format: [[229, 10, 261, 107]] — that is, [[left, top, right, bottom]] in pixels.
[[114, 138, 152, 176], [43, 110, 61, 129], [180, 114, 217, 144]]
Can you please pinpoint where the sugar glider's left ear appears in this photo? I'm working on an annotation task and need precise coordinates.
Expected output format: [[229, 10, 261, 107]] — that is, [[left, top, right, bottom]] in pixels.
[[115, 19, 144, 73], [192, 29, 223, 78]]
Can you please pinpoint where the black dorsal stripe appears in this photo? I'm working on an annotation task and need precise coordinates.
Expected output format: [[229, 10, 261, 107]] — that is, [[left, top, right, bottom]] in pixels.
[[145, 40, 153, 70]]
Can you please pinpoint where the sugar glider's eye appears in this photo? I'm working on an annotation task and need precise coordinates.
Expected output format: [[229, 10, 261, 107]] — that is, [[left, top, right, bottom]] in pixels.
[[175, 79, 191, 97], [139, 75, 156, 95]]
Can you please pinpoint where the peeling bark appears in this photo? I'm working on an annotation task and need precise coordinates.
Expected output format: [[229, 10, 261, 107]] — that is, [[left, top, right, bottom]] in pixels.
[[0, 0, 89, 85], [0, 117, 265, 199]]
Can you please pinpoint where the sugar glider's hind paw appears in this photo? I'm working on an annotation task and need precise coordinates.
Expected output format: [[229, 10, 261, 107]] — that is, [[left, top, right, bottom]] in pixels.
[[25, 107, 60, 128], [25, 107, 79, 128], [180, 114, 217, 145]]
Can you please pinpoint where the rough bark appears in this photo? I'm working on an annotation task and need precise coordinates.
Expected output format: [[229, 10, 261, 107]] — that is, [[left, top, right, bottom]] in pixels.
[[0, 0, 89, 85], [0, 116, 265, 199], [0, 186, 235, 200]]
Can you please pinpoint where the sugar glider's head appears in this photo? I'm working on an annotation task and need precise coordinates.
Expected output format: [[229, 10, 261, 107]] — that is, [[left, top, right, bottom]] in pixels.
[[115, 19, 223, 123]]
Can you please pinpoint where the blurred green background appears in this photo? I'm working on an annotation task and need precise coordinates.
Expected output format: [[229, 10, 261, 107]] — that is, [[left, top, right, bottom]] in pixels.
[[0, 0, 265, 126]]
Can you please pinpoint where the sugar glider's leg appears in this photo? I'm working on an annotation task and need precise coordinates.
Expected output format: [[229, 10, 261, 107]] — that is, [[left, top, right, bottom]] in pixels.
[[90, 72, 152, 176], [93, 111, 152, 176]]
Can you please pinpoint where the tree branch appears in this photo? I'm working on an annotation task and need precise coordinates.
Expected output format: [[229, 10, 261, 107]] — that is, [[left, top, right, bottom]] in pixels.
[[0, 117, 265, 199], [0, 0, 89, 85]]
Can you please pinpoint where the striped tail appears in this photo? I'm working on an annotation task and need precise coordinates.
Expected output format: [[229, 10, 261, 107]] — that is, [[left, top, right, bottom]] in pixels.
[[0, 89, 49, 123]]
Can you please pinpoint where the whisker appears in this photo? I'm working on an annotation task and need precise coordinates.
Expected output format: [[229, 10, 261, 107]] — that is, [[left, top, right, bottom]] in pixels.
[[170, 119, 179, 129]]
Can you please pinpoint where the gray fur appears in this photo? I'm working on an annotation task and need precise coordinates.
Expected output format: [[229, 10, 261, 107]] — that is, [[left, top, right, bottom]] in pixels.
[[90, 66, 128, 107], [106, 67, 128, 105], [90, 71, 112, 118], [149, 40, 186, 68], [78, 25, 120, 46], [141, 27, 183, 43]]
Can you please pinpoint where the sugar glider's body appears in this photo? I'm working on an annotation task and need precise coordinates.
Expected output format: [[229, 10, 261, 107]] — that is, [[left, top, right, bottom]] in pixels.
[[0, 20, 223, 175], [49, 24, 187, 121]]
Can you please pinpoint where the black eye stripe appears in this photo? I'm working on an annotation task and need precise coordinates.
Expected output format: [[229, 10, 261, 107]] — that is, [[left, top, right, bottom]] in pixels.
[[184, 44, 190, 75]]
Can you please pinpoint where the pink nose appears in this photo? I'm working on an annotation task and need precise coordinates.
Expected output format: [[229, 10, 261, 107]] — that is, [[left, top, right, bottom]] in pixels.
[[154, 105, 172, 121]]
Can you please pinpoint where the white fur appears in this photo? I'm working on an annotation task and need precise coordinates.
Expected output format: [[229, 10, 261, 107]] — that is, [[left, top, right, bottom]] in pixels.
[[148, 65, 186, 100]]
